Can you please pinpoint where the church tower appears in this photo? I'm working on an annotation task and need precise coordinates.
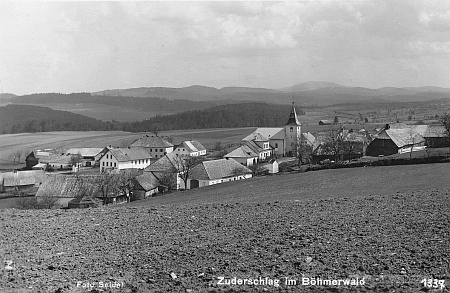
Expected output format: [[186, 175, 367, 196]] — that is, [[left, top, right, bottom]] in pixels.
[[285, 102, 301, 156]]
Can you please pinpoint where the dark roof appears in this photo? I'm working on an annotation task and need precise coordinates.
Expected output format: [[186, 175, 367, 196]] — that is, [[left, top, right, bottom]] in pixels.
[[108, 147, 152, 162], [36, 174, 112, 198], [0, 170, 45, 187], [190, 159, 251, 180], [285, 105, 301, 126], [130, 135, 174, 148], [135, 172, 159, 191], [144, 152, 184, 172]]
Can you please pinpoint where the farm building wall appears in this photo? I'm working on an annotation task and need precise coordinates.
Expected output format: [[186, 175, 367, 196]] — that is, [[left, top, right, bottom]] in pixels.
[[366, 139, 398, 157]]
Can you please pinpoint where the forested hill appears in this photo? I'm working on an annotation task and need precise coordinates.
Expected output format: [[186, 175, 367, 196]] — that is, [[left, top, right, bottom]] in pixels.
[[0, 103, 305, 134], [11, 93, 217, 113], [127, 103, 305, 132], [0, 104, 110, 134]]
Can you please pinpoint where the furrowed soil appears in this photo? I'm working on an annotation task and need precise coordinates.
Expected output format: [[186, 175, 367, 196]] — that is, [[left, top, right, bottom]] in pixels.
[[1, 164, 449, 293]]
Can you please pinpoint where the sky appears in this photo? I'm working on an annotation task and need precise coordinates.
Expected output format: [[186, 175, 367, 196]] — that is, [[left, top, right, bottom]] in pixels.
[[1, 1, 450, 95]]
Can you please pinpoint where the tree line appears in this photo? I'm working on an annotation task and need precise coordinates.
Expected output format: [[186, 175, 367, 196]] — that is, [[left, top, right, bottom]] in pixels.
[[0, 103, 305, 134]]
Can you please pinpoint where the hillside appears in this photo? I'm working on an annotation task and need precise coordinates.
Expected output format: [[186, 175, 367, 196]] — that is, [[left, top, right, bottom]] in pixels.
[[0, 104, 111, 134], [1, 164, 448, 292], [126, 103, 306, 132]]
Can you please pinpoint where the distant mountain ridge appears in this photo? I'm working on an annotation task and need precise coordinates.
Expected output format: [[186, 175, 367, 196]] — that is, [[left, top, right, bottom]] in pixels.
[[92, 82, 450, 105]]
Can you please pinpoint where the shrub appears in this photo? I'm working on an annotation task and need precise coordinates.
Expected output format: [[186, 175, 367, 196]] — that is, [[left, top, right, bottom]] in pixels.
[[17, 196, 59, 210]]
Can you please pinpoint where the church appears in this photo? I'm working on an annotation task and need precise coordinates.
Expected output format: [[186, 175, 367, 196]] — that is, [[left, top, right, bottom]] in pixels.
[[242, 104, 302, 157]]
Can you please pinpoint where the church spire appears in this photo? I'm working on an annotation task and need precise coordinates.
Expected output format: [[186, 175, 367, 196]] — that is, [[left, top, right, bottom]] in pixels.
[[285, 101, 301, 126]]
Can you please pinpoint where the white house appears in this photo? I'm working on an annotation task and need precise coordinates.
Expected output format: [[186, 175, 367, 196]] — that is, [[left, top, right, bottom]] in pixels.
[[99, 147, 153, 173], [130, 135, 174, 159], [187, 158, 252, 189], [174, 140, 207, 156], [242, 104, 302, 157], [224, 145, 259, 166]]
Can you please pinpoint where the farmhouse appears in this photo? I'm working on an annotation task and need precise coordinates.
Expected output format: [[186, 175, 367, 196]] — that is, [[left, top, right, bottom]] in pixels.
[[130, 135, 174, 159], [132, 172, 159, 200], [366, 128, 425, 156], [243, 104, 301, 157], [36, 174, 128, 207], [144, 152, 186, 190], [187, 158, 252, 189], [0, 170, 45, 193], [224, 135, 272, 166], [319, 120, 332, 125], [25, 149, 60, 169], [413, 125, 448, 148], [173, 140, 207, 156], [39, 154, 73, 170], [99, 147, 152, 173], [65, 147, 107, 167]]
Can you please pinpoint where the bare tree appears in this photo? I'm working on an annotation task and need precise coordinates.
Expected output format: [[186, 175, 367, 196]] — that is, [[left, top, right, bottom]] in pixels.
[[172, 155, 202, 190], [96, 170, 141, 203], [440, 114, 450, 154], [157, 169, 177, 193], [70, 153, 82, 172], [321, 127, 343, 162], [292, 136, 313, 168]]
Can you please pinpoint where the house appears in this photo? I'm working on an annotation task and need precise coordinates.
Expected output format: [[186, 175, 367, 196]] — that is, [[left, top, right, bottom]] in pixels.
[[0, 170, 45, 193], [25, 149, 60, 169], [242, 104, 302, 157], [39, 154, 73, 170], [173, 140, 207, 156], [319, 120, 332, 125], [132, 172, 159, 200], [144, 152, 186, 190], [99, 147, 153, 173], [130, 135, 174, 159], [36, 174, 128, 207], [413, 125, 448, 148], [224, 144, 259, 166], [302, 132, 316, 147], [366, 128, 425, 156], [187, 158, 252, 189], [65, 147, 107, 167]]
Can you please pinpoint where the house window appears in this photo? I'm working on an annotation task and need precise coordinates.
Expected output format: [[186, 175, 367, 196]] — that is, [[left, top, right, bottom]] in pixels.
[[114, 162, 116, 167], [290, 127, 293, 132], [102, 162, 105, 166], [106, 162, 108, 166], [275, 143, 278, 148], [160, 149, 163, 152], [149, 149, 152, 152]]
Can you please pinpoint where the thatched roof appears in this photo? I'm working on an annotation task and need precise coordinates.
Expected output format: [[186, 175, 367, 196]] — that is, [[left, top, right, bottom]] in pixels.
[[190, 159, 251, 180], [36, 174, 109, 198], [135, 172, 159, 191]]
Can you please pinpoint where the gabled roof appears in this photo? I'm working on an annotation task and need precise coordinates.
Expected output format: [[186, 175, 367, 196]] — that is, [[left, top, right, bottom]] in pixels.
[[135, 172, 159, 191], [130, 135, 174, 148], [285, 105, 301, 126], [302, 132, 316, 146], [375, 129, 425, 148], [39, 154, 72, 164], [108, 147, 152, 162], [36, 174, 108, 198], [224, 145, 258, 158], [177, 140, 207, 153], [242, 128, 285, 141], [0, 170, 45, 187], [190, 159, 251, 180], [144, 152, 184, 172], [65, 148, 105, 157], [243, 140, 264, 153], [244, 133, 269, 142], [413, 125, 447, 138]]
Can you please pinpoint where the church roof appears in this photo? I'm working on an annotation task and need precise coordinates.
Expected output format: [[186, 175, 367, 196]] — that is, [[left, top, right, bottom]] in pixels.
[[285, 105, 301, 126], [242, 128, 285, 141]]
